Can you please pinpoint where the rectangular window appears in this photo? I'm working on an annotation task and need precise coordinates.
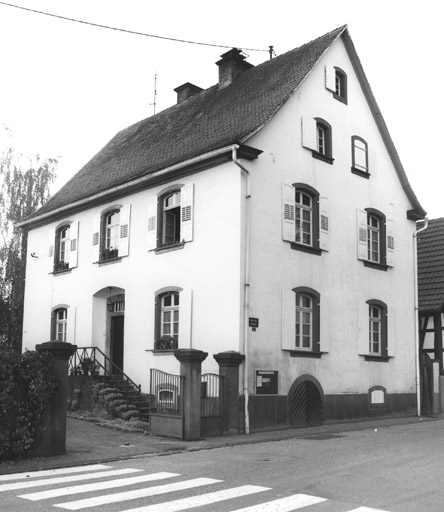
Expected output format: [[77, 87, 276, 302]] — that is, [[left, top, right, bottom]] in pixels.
[[367, 214, 380, 263], [369, 305, 381, 355], [295, 191, 312, 246], [296, 294, 313, 350]]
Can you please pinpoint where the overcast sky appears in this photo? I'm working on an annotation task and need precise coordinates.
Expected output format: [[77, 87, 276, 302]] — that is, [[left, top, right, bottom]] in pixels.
[[0, 0, 442, 218]]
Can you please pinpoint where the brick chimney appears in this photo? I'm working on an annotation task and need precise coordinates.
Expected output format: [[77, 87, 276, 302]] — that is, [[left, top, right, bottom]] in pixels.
[[216, 48, 254, 89], [174, 83, 203, 104]]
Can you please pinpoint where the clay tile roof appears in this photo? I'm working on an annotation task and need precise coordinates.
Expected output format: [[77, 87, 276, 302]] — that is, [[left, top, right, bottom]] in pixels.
[[418, 218, 444, 313], [26, 25, 346, 220]]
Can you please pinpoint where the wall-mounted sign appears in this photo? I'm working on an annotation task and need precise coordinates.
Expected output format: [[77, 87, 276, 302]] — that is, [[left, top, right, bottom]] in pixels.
[[255, 370, 278, 395], [249, 317, 259, 330]]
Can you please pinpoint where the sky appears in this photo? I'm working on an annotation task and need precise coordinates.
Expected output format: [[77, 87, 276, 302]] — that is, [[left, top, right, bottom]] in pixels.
[[0, 0, 442, 218]]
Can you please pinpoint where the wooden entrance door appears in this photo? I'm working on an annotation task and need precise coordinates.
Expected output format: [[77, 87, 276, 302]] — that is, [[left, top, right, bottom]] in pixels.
[[111, 315, 124, 372], [288, 378, 323, 428]]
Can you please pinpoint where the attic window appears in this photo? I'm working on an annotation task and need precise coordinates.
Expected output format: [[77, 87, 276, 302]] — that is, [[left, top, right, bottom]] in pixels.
[[325, 65, 347, 104]]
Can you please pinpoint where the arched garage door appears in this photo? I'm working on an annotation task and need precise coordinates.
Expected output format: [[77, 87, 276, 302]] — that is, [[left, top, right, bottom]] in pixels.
[[288, 375, 324, 428]]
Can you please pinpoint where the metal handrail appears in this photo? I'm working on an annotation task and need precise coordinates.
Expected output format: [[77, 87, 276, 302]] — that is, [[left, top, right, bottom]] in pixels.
[[69, 347, 141, 395]]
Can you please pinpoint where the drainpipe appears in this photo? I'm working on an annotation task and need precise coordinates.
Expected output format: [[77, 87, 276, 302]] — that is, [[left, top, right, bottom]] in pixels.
[[232, 145, 251, 435], [413, 217, 428, 417]]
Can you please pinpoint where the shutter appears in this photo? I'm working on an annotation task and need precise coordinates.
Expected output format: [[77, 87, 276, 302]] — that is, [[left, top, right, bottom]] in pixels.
[[319, 196, 329, 251], [66, 306, 76, 344], [387, 305, 396, 357], [178, 288, 192, 349], [92, 214, 101, 262], [301, 117, 317, 150], [69, 221, 79, 268], [357, 300, 369, 355], [180, 184, 194, 243], [319, 294, 330, 353], [119, 205, 131, 257], [48, 229, 55, 273], [282, 183, 296, 242], [281, 288, 296, 350], [325, 65, 336, 92], [386, 219, 395, 267], [147, 196, 158, 251], [356, 209, 368, 261]]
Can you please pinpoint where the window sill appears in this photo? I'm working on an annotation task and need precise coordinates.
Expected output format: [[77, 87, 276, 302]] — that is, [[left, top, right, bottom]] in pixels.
[[290, 243, 322, 255], [312, 151, 334, 165], [155, 242, 185, 254], [333, 92, 347, 104], [363, 261, 388, 271], [148, 349, 177, 356], [362, 355, 391, 363], [289, 350, 323, 359], [97, 256, 122, 266], [52, 268, 72, 276], [351, 167, 370, 179]]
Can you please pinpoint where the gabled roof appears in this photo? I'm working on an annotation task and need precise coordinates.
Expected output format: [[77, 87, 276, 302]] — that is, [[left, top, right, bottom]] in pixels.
[[19, 25, 425, 227], [418, 218, 444, 313]]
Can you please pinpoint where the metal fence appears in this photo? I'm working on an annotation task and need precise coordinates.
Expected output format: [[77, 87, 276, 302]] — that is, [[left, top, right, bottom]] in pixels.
[[150, 369, 183, 416], [201, 373, 223, 417]]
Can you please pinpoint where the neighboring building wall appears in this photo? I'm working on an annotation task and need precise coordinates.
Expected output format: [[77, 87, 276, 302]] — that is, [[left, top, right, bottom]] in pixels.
[[241, 38, 418, 427], [22, 162, 243, 392]]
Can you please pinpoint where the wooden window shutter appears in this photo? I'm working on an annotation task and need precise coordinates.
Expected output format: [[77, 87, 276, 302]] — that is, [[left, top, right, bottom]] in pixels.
[[281, 288, 296, 350], [66, 306, 76, 344], [325, 65, 336, 92], [357, 300, 369, 355], [147, 196, 158, 251], [301, 117, 317, 150], [48, 229, 55, 273], [386, 219, 395, 267], [180, 184, 194, 243], [319, 196, 329, 251], [319, 294, 329, 353], [178, 288, 193, 349], [69, 221, 79, 268], [92, 214, 101, 262], [282, 183, 296, 242], [119, 205, 131, 257], [356, 209, 368, 261], [387, 305, 395, 357]]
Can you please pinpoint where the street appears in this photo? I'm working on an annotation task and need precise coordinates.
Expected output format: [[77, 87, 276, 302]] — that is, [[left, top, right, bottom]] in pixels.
[[2, 418, 444, 511]]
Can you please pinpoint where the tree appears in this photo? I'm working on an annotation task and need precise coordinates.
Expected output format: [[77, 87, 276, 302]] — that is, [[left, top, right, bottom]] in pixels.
[[0, 125, 57, 350]]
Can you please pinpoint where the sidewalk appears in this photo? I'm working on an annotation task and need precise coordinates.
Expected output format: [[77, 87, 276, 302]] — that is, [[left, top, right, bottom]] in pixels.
[[1, 413, 442, 475]]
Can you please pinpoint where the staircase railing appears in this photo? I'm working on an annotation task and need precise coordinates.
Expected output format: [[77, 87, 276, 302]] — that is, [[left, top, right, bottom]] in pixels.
[[69, 347, 141, 396]]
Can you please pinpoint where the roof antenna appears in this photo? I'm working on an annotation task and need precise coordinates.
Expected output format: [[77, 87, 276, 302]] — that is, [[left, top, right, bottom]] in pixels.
[[269, 46, 276, 60], [150, 73, 157, 115]]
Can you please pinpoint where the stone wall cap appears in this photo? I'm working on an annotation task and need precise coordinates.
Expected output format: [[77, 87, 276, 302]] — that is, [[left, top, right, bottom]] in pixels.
[[174, 348, 208, 363], [214, 351, 245, 366]]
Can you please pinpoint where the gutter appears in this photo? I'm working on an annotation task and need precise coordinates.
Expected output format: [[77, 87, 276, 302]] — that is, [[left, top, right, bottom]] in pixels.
[[16, 144, 242, 229], [413, 218, 428, 417], [232, 145, 251, 435]]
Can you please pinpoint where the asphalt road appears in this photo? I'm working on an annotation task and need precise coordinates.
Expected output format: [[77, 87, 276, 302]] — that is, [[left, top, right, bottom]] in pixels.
[[2, 418, 444, 511]]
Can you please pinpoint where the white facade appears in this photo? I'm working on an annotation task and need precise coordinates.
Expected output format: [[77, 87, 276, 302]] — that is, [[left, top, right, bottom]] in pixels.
[[22, 32, 422, 425]]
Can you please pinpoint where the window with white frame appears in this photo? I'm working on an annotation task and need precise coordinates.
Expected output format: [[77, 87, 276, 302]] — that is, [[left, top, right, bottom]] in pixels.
[[49, 221, 79, 273], [356, 208, 394, 269], [92, 205, 131, 262], [358, 299, 389, 360], [296, 293, 313, 350], [325, 65, 348, 104], [52, 307, 67, 342], [302, 117, 333, 164], [282, 183, 329, 254], [161, 292, 179, 342], [352, 136, 369, 177], [147, 184, 194, 251]]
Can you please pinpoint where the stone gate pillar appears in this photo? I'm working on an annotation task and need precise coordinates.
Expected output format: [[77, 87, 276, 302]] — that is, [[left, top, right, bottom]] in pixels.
[[175, 348, 208, 440], [214, 351, 245, 435], [33, 341, 77, 456]]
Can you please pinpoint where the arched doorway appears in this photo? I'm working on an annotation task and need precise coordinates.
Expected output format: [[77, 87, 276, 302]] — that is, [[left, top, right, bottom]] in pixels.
[[288, 375, 324, 428]]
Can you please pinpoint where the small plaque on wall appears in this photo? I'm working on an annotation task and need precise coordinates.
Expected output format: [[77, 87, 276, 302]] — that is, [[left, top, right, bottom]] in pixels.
[[255, 370, 278, 395]]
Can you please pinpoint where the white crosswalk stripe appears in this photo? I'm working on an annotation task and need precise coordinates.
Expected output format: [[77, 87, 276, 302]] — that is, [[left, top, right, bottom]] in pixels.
[[19, 472, 179, 501], [0, 464, 112, 482], [3, 463, 391, 512], [55, 477, 223, 510], [0, 468, 142, 492], [120, 485, 270, 512]]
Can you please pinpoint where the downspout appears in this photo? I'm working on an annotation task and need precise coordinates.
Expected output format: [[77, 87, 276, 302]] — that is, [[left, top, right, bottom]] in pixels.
[[413, 217, 428, 417], [232, 145, 251, 435]]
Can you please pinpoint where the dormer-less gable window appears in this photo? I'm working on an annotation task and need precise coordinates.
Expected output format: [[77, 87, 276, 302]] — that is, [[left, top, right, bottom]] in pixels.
[[147, 184, 194, 252], [48, 221, 79, 273], [92, 205, 131, 263], [351, 136, 369, 177], [302, 117, 333, 164], [325, 65, 347, 104]]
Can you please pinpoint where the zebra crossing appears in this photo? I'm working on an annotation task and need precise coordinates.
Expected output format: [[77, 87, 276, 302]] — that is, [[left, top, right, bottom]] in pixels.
[[1, 463, 390, 512]]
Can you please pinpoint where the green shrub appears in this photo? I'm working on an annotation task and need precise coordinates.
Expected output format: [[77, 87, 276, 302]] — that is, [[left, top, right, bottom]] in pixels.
[[0, 349, 61, 460]]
